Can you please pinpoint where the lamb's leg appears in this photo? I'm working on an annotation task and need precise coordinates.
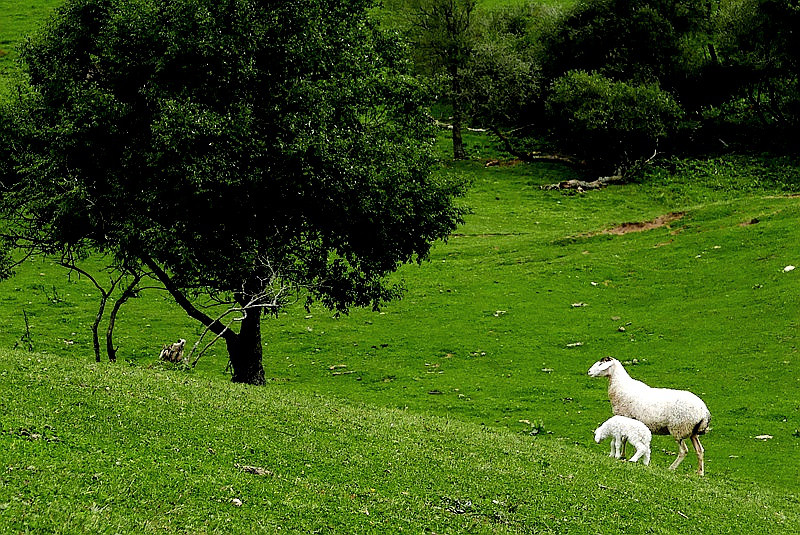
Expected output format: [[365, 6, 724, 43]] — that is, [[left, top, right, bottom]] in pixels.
[[643, 447, 651, 466], [669, 438, 688, 470], [690, 434, 705, 476], [629, 442, 645, 463], [613, 438, 623, 459], [620, 437, 628, 460], [609, 441, 616, 458]]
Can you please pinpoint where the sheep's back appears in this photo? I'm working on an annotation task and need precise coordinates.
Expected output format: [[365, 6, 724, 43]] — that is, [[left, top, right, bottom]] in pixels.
[[610, 387, 710, 439]]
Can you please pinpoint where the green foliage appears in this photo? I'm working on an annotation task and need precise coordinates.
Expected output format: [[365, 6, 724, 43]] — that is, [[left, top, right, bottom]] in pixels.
[[400, 0, 480, 159], [709, 0, 800, 135], [460, 2, 550, 128], [405, 0, 479, 72], [1, 348, 798, 532], [542, 0, 714, 90], [3, 0, 467, 382], [545, 71, 683, 172]]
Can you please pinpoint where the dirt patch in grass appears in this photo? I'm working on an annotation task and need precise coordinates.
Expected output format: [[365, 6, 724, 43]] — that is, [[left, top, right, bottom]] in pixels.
[[593, 211, 686, 236]]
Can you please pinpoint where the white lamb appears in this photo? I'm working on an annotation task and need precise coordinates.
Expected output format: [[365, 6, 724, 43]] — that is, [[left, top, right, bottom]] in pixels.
[[594, 415, 651, 465], [588, 357, 711, 475]]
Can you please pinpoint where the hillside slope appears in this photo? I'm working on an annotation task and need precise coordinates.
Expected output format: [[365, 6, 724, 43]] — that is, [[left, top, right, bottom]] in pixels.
[[1, 153, 799, 497], [1, 349, 797, 533]]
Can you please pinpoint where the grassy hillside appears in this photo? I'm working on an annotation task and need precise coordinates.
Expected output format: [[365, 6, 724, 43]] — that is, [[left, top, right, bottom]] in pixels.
[[1, 348, 798, 533], [1, 0, 799, 530], [2, 143, 799, 493], [255, 149, 800, 492]]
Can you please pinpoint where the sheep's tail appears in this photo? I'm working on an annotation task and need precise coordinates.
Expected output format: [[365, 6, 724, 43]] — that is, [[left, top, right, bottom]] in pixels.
[[694, 411, 711, 435]]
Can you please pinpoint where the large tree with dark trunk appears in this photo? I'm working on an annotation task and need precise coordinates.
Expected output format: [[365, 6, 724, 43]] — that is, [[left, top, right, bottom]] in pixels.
[[1, 0, 466, 385]]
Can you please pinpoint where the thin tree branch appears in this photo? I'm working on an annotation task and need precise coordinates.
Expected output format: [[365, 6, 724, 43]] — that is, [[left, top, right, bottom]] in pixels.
[[141, 255, 232, 339]]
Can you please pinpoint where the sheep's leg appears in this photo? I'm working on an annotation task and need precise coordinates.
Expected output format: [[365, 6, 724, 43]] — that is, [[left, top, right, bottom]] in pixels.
[[609, 441, 616, 458], [620, 437, 627, 460], [669, 438, 688, 470], [690, 434, 705, 476], [612, 438, 623, 459], [643, 447, 651, 466], [629, 442, 645, 463]]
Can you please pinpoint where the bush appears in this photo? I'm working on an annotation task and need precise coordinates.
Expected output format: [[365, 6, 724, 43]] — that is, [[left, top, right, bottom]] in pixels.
[[462, 8, 544, 128], [545, 71, 684, 173], [541, 0, 714, 92], [710, 0, 800, 134]]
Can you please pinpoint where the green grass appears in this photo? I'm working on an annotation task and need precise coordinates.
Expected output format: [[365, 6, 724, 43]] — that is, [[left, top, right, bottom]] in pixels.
[[0, 0, 62, 95], [254, 150, 800, 492], [1, 348, 798, 533], [1, 0, 799, 530], [1, 140, 799, 502]]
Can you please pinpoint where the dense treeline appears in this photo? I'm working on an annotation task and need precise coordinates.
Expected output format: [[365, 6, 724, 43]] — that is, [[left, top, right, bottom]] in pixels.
[[389, 0, 800, 174]]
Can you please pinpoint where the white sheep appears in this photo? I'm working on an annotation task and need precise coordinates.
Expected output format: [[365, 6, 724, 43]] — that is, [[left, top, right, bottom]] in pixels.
[[594, 415, 651, 465], [588, 357, 711, 475]]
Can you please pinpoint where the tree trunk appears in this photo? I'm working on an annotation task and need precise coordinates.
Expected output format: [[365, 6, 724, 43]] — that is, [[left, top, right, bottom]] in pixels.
[[92, 293, 110, 363], [226, 309, 266, 385], [450, 66, 466, 160], [142, 256, 267, 385], [106, 275, 141, 362], [707, 43, 719, 66]]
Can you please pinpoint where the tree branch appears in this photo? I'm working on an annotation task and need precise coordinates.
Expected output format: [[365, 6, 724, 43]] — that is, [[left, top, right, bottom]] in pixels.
[[106, 272, 144, 362], [140, 255, 233, 340], [55, 258, 122, 363], [189, 258, 295, 368], [540, 149, 659, 191]]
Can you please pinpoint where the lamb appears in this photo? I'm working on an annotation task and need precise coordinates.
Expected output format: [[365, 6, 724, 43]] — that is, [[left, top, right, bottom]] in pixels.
[[159, 338, 186, 364], [588, 356, 711, 475], [594, 415, 651, 465]]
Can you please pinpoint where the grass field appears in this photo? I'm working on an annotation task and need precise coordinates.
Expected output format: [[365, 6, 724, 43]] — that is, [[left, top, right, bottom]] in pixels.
[[0, 0, 62, 95], [2, 138, 799, 492], [2, 348, 798, 533], [1, 0, 799, 532]]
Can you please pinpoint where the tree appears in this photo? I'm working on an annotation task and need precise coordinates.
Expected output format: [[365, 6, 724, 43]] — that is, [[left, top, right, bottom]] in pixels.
[[545, 71, 683, 174], [541, 0, 715, 95], [460, 2, 545, 130], [405, 0, 478, 159], [712, 0, 800, 132], [1, 0, 466, 385]]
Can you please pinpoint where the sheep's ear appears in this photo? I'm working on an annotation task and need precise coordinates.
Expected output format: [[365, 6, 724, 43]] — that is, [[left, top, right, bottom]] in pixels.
[[589, 359, 611, 376], [600, 356, 613, 362]]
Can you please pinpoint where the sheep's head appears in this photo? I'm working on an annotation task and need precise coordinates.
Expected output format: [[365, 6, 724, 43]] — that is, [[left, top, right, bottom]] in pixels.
[[588, 356, 617, 377], [594, 427, 604, 443]]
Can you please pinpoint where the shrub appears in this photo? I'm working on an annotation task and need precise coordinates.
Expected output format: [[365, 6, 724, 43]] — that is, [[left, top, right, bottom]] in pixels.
[[540, 0, 714, 92], [545, 71, 684, 173]]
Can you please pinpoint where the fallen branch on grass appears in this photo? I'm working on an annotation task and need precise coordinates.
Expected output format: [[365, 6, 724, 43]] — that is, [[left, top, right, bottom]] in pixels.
[[540, 149, 660, 191], [540, 175, 624, 191]]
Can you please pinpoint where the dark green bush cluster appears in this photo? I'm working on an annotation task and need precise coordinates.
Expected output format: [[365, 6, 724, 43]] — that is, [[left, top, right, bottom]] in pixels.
[[404, 0, 800, 171], [545, 71, 683, 173]]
